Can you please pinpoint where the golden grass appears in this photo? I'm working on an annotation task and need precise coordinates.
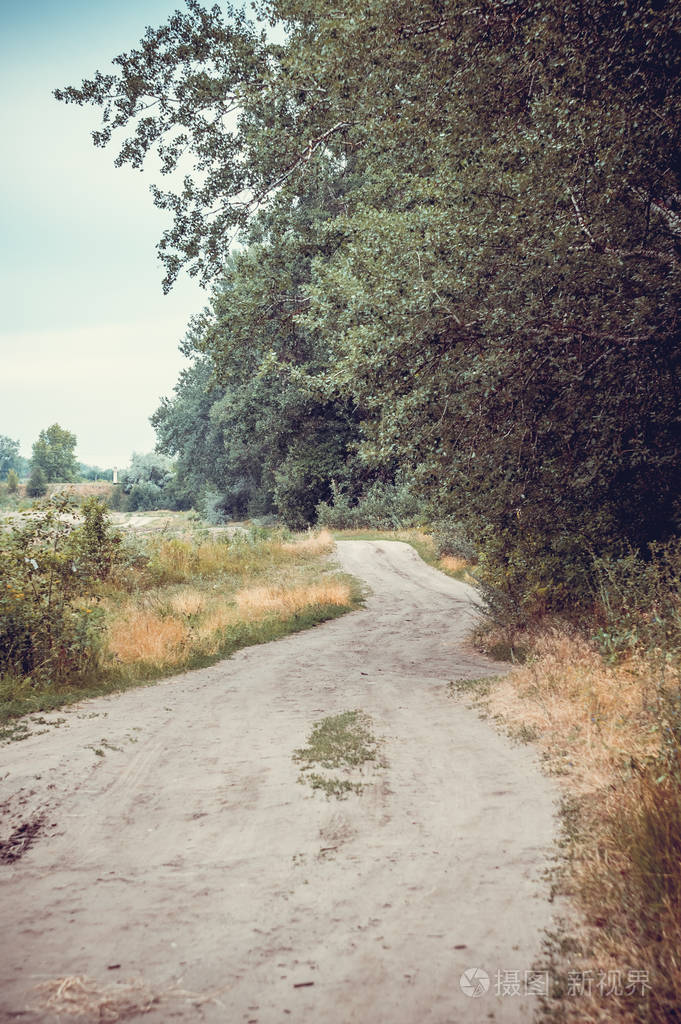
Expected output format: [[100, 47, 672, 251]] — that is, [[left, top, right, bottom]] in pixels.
[[107, 611, 189, 666], [235, 580, 351, 619], [103, 528, 354, 674], [468, 625, 681, 1022], [168, 588, 206, 618], [32, 975, 157, 1020], [438, 554, 469, 574], [484, 629, 660, 793], [1, 520, 358, 726], [146, 528, 335, 583], [281, 528, 334, 556], [48, 482, 114, 500]]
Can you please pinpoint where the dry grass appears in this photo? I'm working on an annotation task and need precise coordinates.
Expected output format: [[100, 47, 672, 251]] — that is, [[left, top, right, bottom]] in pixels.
[[235, 580, 351, 619], [48, 482, 114, 500], [108, 611, 189, 667], [438, 554, 469, 574], [31, 974, 233, 1019], [32, 975, 157, 1020], [281, 528, 334, 556], [108, 579, 352, 670], [484, 629, 660, 793], [146, 528, 335, 584], [466, 625, 681, 1023], [101, 530, 355, 675], [0, 522, 358, 725], [168, 588, 206, 618]]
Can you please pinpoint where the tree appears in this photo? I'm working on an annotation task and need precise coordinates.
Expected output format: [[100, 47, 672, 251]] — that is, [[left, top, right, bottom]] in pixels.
[[31, 424, 78, 482], [26, 465, 48, 498], [60, 0, 681, 606], [0, 435, 20, 480], [115, 452, 190, 511], [6, 470, 19, 494]]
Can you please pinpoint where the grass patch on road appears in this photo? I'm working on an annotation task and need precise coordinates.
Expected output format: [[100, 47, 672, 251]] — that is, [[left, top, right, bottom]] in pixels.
[[294, 710, 382, 798]]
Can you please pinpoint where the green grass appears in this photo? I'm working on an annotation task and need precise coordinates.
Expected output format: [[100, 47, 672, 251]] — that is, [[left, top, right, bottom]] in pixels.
[[293, 709, 382, 799]]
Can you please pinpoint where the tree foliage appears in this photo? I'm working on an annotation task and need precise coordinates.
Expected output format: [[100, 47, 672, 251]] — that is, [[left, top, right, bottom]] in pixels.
[[0, 496, 122, 682], [0, 435, 20, 481], [31, 423, 78, 483], [61, 0, 681, 606], [26, 465, 48, 498], [112, 452, 189, 512]]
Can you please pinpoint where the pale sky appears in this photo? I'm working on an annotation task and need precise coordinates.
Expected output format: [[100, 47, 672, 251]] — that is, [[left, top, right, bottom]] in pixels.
[[0, 0, 214, 468]]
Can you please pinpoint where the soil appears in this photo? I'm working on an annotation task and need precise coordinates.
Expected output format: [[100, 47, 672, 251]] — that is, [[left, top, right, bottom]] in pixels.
[[0, 541, 558, 1023]]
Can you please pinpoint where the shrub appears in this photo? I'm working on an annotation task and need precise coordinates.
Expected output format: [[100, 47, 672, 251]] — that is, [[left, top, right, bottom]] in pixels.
[[202, 489, 229, 525], [106, 484, 128, 511], [26, 465, 47, 498], [592, 539, 681, 662], [127, 480, 163, 511], [316, 479, 425, 530], [431, 516, 477, 561], [316, 482, 357, 530], [0, 495, 123, 683]]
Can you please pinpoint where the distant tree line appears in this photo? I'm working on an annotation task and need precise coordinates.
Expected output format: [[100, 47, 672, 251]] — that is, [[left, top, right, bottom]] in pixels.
[[1, 426, 116, 498]]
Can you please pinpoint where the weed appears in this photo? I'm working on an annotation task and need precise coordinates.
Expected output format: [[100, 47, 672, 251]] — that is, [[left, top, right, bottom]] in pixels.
[[447, 677, 494, 701], [0, 720, 31, 743], [294, 710, 379, 769], [306, 773, 364, 798], [506, 722, 540, 744], [294, 710, 382, 799]]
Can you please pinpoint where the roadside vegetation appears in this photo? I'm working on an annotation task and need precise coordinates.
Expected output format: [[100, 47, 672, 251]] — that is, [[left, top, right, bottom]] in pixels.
[[458, 541, 681, 1024], [11, 1, 677, 1017], [0, 498, 358, 727]]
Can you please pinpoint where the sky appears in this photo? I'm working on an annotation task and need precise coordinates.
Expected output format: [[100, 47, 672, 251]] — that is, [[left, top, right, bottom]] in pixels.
[[0, 0, 214, 469]]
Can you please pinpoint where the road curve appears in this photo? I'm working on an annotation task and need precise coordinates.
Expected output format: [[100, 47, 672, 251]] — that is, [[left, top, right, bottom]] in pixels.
[[0, 541, 557, 1023]]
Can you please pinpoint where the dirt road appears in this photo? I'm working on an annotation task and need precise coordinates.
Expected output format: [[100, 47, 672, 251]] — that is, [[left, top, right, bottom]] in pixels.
[[0, 541, 557, 1023]]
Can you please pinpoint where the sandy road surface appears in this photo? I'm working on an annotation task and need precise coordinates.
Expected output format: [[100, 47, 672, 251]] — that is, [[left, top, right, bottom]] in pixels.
[[0, 542, 557, 1023]]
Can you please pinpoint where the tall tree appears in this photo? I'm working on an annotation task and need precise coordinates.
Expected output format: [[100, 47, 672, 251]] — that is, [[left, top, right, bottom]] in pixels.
[[60, 0, 681, 602], [31, 424, 78, 483], [0, 435, 20, 480]]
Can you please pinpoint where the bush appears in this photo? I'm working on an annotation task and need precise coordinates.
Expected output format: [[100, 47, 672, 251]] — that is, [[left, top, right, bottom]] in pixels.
[[0, 495, 123, 683], [431, 517, 477, 561], [106, 484, 128, 511], [592, 539, 681, 662], [202, 489, 230, 525], [316, 479, 425, 530], [26, 465, 47, 497], [316, 482, 357, 529], [127, 481, 163, 511]]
